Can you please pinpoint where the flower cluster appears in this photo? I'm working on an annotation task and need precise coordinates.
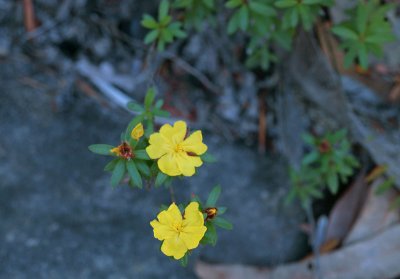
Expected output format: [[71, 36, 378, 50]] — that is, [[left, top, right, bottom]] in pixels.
[[89, 88, 231, 266]]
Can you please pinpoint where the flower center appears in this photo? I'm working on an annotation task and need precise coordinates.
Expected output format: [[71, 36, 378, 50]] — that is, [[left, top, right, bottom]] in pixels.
[[174, 143, 184, 153], [172, 221, 184, 233]]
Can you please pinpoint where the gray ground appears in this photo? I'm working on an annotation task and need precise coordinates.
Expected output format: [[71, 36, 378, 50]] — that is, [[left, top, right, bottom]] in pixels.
[[0, 57, 306, 278]]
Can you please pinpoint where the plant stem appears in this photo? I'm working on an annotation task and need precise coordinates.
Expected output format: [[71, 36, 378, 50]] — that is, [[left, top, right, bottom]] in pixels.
[[169, 185, 176, 203]]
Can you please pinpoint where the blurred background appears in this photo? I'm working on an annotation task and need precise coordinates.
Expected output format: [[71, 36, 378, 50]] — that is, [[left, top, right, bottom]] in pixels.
[[1, 0, 400, 278]]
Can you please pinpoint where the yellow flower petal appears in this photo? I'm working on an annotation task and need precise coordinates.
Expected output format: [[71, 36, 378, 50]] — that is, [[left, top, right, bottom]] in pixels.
[[150, 220, 177, 241], [182, 202, 205, 227], [146, 131, 174, 159], [166, 203, 183, 223], [180, 225, 207, 250], [131, 123, 144, 140], [182, 131, 208, 155], [176, 153, 203, 177], [160, 121, 187, 145], [158, 153, 181, 176], [161, 236, 187, 259]]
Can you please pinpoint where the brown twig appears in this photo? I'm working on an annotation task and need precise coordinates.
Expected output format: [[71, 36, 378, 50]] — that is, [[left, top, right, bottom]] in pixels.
[[23, 0, 37, 33]]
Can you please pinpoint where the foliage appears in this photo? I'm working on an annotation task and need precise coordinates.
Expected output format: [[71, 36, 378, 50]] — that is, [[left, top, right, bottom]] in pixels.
[[141, 0, 395, 71], [286, 130, 360, 207], [141, 0, 187, 51], [331, 0, 396, 69]]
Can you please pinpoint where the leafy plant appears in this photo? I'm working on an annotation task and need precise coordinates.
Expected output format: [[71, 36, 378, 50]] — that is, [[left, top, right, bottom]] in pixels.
[[173, 0, 216, 29], [331, 0, 396, 69], [286, 130, 360, 206], [275, 0, 333, 31], [141, 0, 187, 51]]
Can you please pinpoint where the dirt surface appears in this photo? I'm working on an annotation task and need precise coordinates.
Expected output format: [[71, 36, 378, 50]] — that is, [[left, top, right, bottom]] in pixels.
[[0, 56, 306, 278]]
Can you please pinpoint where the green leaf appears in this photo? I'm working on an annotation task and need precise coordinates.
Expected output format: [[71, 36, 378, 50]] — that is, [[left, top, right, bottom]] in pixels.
[[135, 160, 151, 177], [180, 253, 189, 267], [153, 109, 170, 117], [155, 99, 164, 109], [201, 152, 217, 163], [201, 222, 217, 246], [141, 15, 158, 29], [303, 0, 323, 4], [213, 217, 233, 230], [331, 26, 358, 40], [249, 2, 276, 16], [158, 0, 170, 21], [217, 207, 227, 215], [206, 185, 221, 207], [126, 160, 142, 188], [127, 101, 144, 113], [227, 11, 240, 34], [145, 87, 156, 109], [104, 159, 119, 172], [358, 44, 368, 70], [135, 150, 150, 160], [302, 133, 315, 145], [302, 151, 319, 166], [225, 0, 242, 9], [356, 4, 368, 34], [327, 173, 339, 194], [299, 5, 312, 30], [238, 5, 249, 31], [144, 29, 159, 44], [275, 0, 297, 8], [155, 171, 168, 187], [88, 144, 114, 155], [111, 160, 125, 187]]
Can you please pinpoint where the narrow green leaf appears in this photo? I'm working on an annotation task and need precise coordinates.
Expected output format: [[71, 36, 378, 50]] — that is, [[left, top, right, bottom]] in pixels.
[[127, 102, 144, 113], [141, 15, 158, 29], [225, 0, 242, 9], [158, 0, 170, 21], [153, 109, 170, 117], [111, 160, 125, 187], [135, 160, 151, 177], [126, 160, 142, 188], [358, 44, 368, 70], [89, 144, 114, 155], [145, 87, 156, 109], [238, 5, 249, 31], [180, 253, 189, 267], [331, 26, 358, 40], [356, 4, 368, 34], [104, 159, 119, 172], [155, 171, 168, 187], [135, 150, 150, 160], [249, 2, 276, 16], [217, 207, 227, 215], [206, 185, 221, 207], [201, 222, 217, 246], [275, 0, 297, 8], [144, 29, 159, 44], [214, 217, 233, 230], [327, 173, 339, 194], [302, 151, 319, 166]]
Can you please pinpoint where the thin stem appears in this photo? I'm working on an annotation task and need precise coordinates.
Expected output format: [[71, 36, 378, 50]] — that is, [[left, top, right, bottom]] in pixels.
[[303, 200, 321, 279], [169, 185, 176, 203]]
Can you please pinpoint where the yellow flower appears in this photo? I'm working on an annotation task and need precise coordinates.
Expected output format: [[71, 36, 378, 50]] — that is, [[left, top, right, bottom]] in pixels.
[[131, 123, 144, 140], [150, 202, 207, 260], [145, 121, 207, 176]]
